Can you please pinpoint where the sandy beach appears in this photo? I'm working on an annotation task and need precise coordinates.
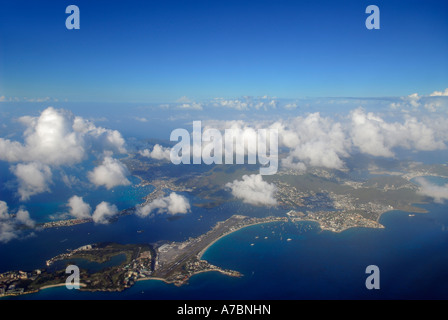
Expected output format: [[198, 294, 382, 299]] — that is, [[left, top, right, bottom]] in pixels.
[[197, 219, 283, 260]]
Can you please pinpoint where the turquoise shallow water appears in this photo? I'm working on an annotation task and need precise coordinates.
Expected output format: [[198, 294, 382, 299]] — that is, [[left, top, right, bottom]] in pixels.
[[1, 173, 447, 299], [0, 159, 154, 223]]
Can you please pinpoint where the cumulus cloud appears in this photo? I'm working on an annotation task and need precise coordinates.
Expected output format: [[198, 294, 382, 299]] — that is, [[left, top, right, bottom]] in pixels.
[[407, 93, 421, 108], [214, 98, 250, 111], [274, 113, 350, 170], [389, 93, 421, 111], [350, 109, 395, 157], [178, 102, 203, 110], [0, 221, 17, 243], [415, 177, 448, 203], [92, 201, 119, 224], [163, 96, 291, 111], [350, 108, 445, 157], [72, 115, 126, 154], [390, 89, 448, 112], [0, 107, 125, 165], [205, 113, 351, 171], [424, 100, 444, 112], [0, 107, 128, 200], [0, 201, 35, 243], [226, 174, 277, 206], [212, 96, 280, 111], [12, 162, 52, 201], [67, 196, 92, 219], [430, 88, 448, 97], [65, 196, 120, 224], [0, 108, 83, 165], [204, 103, 448, 172], [16, 208, 35, 228], [139, 144, 171, 161], [136, 193, 191, 218], [88, 157, 131, 189], [0, 201, 9, 219]]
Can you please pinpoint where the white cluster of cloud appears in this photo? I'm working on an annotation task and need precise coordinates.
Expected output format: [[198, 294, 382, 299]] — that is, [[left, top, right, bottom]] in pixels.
[[0, 201, 35, 243], [204, 115, 349, 171], [0, 107, 125, 165], [0, 107, 128, 200], [204, 104, 448, 171], [161, 96, 284, 112], [226, 174, 277, 206], [200, 120, 260, 162], [274, 113, 350, 170], [415, 177, 448, 204], [67, 195, 92, 219], [12, 162, 53, 201], [0, 96, 63, 103], [66, 196, 119, 224], [88, 156, 131, 189], [15, 208, 36, 228], [178, 102, 204, 110], [92, 201, 119, 224], [136, 193, 191, 218], [0, 201, 8, 220], [390, 89, 448, 112], [139, 144, 171, 161], [212, 97, 278, 111], [350, 108, 445, 157], [430, 88, 448, 97]]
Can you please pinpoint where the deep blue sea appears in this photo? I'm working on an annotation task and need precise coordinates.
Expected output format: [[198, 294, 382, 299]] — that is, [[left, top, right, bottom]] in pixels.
[[1, 103, 447, 300], [0, 175, 447, 299], [2, 200, 448, 299]]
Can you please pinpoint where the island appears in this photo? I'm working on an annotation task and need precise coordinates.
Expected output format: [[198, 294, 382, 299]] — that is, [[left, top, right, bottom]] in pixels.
[[0, 215, 286, 297]]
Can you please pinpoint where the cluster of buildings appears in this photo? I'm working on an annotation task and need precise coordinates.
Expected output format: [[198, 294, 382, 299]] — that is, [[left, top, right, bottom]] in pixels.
[[46, 244, 94, 267], [40, 218, 92, 229], [121, 250, 153, 287], [275, 181, 307, 207], [304, 210, 383, 232], [0, 269, 42, 297]]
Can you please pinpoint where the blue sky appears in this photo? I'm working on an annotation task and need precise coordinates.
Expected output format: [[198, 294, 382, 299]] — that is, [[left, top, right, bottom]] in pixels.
[[0, 0, 447, 102]]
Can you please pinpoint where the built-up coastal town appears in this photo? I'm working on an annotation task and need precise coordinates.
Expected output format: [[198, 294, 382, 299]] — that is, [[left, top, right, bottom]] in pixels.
[[0, 215, 285, 297]]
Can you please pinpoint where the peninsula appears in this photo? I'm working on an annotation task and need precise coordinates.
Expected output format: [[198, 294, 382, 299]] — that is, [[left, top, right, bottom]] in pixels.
[[0, 215, 286, 297]]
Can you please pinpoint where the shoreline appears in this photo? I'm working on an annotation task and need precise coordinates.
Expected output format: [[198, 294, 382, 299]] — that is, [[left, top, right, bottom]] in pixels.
[[2, 205, 440, 299], [40, 283, 87, 290], [136, 269, 241, 287], [197, 219, 285, 260], [0, 283, 87, 299]]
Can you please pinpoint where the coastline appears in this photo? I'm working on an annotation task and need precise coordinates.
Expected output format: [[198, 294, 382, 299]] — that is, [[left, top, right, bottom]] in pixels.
[[3, 202, 444, 299], [39, 283, 87, 290], [197, 219, 285, 260], [0, 283, 87, 299], [137, 269, 241, 287]]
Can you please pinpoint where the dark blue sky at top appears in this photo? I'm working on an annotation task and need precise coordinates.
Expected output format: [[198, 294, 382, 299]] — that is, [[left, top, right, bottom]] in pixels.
[[0, 0, 447, 102]]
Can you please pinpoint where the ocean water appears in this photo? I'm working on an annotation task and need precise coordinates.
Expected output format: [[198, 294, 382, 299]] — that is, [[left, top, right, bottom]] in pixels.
[[2, 104, 447, 299], [0, 159, 154, 223], [4, 198, 448, 300]]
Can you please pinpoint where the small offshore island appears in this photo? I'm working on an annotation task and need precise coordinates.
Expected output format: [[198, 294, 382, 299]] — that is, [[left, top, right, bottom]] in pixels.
[[2, 157, 447, 298], [0, 215, 286, 298]]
